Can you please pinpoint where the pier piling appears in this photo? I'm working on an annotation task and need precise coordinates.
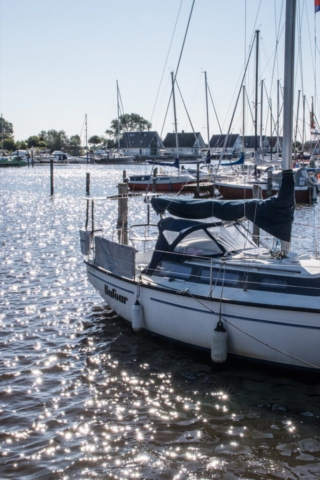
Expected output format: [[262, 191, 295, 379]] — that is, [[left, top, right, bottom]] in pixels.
[[50, 160, 54, 196]]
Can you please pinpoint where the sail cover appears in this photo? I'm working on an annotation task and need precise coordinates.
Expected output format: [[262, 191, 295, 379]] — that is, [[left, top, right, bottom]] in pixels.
[[151, 169, 295, 242]]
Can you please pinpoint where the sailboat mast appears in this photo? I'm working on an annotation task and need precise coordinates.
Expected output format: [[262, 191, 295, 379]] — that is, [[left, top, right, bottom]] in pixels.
[[254, 30, 259, 156], [282, 0, 296, 171], [242, 85, 246, 154], [1, 113, 3, 156], [117, 80, 120, 150], [281, 0, 296, 255], [294, 89, 301, 159], [204, 71, 210, 150], [171, 71, 179, 160], [260, 79, 264, 155], [85, 114, 88, 164]]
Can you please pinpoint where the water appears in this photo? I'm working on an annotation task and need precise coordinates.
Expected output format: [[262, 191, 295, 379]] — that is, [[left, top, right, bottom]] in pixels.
[[0, 164, 320, 479]]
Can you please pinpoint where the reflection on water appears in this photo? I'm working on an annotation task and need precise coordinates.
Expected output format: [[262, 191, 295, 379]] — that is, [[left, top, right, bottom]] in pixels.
[[0, 165, 319, 479]]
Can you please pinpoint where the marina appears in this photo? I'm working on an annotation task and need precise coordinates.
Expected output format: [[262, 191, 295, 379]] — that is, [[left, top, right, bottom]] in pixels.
[[1, 163, 320, 478]]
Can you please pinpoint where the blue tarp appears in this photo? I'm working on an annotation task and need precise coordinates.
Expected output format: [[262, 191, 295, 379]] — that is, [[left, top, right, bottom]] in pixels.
[[151, 170, 295, 242]]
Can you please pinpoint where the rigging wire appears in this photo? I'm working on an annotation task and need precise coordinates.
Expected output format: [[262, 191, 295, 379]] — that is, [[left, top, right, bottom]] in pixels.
[[160, 0, 196, 137], [150, 0, 184, 124]]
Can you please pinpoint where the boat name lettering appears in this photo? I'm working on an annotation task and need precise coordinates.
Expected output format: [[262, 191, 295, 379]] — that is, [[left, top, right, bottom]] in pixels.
[[104, 285, 128, 304]]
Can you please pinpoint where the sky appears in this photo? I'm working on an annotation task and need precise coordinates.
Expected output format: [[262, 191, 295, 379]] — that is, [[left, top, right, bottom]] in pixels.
[[0, 0, 319, 145]]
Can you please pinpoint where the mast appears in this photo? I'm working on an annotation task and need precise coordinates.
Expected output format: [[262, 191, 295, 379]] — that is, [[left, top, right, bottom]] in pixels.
[[171, 71, 179, 160], [277, 80, 280, 158], [117, 80, 120, 150], [302, 94, 306, 153], [242, 85, 246, 154], [1, 113, 3, 156], [85, 113, 88, 164], [281, 0, 296, 254], [269, 98, 273, 162], [254, 30, 260, 157], [260, 79, 264, 156], [294, 89, 301, 160], [204, 71, 210, 153]]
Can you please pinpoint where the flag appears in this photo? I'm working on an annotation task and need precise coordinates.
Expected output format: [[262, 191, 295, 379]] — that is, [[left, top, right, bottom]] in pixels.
[[315, 0, 320, 13]]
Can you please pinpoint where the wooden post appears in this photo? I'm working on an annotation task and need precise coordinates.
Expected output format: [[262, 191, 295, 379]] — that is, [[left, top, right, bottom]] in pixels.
[[252, 184, 262, 245], [50, 159, 54, 196], [117, 182, 128, 245], [86, 172, 90, 195], [123, 170, 126, 181], [152, 167, 157, 193]]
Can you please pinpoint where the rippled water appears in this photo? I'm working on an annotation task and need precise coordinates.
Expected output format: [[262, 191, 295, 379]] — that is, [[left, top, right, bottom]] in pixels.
[[0, 164, 320, 479]]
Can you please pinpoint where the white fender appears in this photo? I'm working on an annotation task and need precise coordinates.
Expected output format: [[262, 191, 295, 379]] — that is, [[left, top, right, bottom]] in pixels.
[[211, 320, 228, 363], [132, 300, 144, 331]]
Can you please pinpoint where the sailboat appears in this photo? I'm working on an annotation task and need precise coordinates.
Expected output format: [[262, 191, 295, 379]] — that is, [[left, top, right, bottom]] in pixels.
[[79, 0, 320, 372], [125, 72, 197, 192]]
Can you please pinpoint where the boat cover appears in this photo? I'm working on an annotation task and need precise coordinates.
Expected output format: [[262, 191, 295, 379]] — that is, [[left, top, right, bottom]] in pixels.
[[151, 169, 295, 242], [147, 158, 180, 168]]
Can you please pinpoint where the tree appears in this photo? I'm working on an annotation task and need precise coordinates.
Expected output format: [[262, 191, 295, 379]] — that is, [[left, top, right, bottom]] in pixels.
[[16, 140, 27, 150], [88, 135, 101, 146], [106, 113, 152, 139], [2, 138, 15, 151], [27, 135, 41, 148], [69, 134, 82, 156], [0, 116, 14, 139], [39, 129, 69, 152]]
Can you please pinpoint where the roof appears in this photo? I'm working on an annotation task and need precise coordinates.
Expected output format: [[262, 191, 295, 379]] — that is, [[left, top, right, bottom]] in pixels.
[[266, 136, 283, 148], [209, 134, 240, 148], [119, 131, 163, 149], [163, 132, 205, 148]]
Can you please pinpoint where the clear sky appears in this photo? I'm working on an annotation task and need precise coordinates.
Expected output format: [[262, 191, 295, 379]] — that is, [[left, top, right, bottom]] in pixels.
[[0, 0, 318, 145]]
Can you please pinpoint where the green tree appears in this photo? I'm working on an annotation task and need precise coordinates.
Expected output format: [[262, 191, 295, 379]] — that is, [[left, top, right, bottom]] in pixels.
[[39, 129, 69, 152], [0, 116, 14, 139], [88, 135, 101, 146], [69, 134, 82, 156], [2, 138, 15, 151], [16, 140, 27, 150], [27, 135, 41, 148], [106, 113, 152, 139]]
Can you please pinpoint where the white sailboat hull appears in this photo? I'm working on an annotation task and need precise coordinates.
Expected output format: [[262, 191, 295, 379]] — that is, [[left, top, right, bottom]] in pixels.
[[87, 262, 320, 371]]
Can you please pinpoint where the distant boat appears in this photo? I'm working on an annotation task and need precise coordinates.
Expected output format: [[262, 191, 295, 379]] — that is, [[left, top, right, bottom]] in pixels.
[[0, 156, 27, 167], [213, 166, 318, 204]]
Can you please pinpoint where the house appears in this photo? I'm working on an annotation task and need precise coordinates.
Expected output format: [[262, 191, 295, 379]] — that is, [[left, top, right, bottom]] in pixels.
[[119, 131, 164, 157], [242, 135, 270, 155], [162, 131, 206, 157], [209, 134, 242, 157], [266, 136, 283, 154]]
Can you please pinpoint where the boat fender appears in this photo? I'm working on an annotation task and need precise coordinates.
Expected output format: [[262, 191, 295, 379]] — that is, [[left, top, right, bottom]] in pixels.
[[132, 300, 144, 331], [211, 320, 228, 363], [79, 230, 92, 256]]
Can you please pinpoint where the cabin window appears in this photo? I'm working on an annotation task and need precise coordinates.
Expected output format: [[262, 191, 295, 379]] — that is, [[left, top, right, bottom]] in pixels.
[[198, 268, 240, 285], [207, 225, 255, 252], [260, 276, 287, 290], [155, 261, 192, 279], [173, 230, 222, 256], [163, 230, 180, 245]]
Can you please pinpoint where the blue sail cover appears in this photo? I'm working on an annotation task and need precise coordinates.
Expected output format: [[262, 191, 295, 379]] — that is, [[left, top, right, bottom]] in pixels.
[[151, 169, 295, 242], [220, 152, 244, 166], [147, 158, 180, 168]]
